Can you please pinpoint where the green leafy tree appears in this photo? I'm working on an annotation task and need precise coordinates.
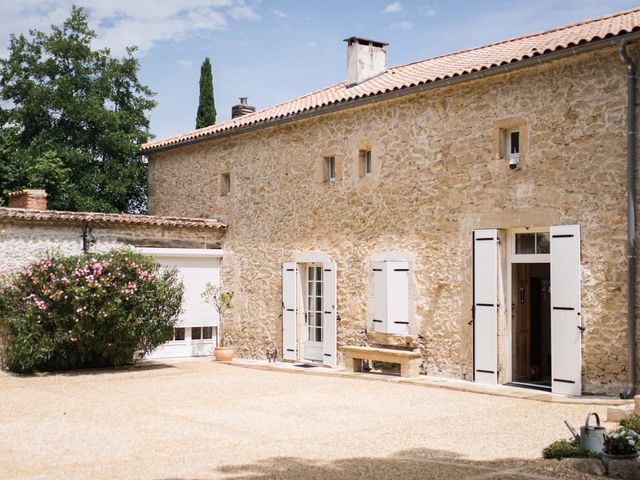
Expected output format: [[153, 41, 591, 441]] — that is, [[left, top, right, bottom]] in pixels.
[[196, 57, 216, 128], [0, 6, 156, 212]]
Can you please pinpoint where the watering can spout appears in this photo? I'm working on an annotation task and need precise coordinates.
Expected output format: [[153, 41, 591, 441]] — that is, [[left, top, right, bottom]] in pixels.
[[564, 420, 580, 441]]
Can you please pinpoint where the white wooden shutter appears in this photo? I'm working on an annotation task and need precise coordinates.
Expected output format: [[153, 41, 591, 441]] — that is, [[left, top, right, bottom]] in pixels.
[[387, 261, 410, 335], [322, 261, 337, 367], [282, 262, 297, 361], [473, 229, 498, 385], [550, 225, 582, 396], [372, 261, 386, 332]]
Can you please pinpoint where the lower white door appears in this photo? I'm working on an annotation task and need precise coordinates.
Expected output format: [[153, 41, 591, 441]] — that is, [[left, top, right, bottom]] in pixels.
[[550, 225, 582, 395], [305, 265, 324, 362], [473, 229, 499, 385]]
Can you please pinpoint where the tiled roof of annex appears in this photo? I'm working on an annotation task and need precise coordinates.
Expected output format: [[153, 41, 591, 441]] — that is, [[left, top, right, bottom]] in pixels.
[[0, 207, 227, 230], [141, 7, 640, 153]]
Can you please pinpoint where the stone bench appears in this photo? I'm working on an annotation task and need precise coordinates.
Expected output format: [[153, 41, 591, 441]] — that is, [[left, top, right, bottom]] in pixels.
[[342, 346, 422, 378]]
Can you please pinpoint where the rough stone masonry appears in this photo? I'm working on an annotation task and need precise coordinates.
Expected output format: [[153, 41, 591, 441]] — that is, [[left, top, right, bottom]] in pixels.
[[147, 46, 637, 395]]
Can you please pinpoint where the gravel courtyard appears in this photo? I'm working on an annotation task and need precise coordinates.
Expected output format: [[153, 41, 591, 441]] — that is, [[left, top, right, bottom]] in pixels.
[[0, 360, 617, 479]]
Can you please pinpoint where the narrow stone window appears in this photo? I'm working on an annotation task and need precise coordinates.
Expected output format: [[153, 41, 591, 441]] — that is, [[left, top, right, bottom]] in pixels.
[[221, 173, 231, 196], [508, 130, 520, 159], [359, 150, 372, 177], [323, 157, 336, 183]]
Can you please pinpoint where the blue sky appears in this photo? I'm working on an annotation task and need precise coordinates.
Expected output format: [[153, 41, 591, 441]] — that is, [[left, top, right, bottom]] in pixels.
[[1, 1, 639, 140]]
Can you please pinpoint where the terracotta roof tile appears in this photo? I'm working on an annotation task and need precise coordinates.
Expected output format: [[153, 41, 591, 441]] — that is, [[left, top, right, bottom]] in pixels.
[[141, 7, 640, 153], [0, 208, 226, 230]]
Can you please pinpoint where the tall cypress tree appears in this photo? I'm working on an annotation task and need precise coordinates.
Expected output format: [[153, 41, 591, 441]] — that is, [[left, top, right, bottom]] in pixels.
[[196, 57, 216, 129]]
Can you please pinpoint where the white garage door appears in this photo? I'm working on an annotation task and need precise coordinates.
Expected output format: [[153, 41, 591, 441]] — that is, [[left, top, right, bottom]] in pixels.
[[139, 248, 223, 359]]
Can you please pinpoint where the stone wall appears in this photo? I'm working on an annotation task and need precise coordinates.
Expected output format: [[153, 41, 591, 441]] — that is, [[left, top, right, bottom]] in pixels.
[[0, 220, 223, 273], [148, 46, 637, 395]]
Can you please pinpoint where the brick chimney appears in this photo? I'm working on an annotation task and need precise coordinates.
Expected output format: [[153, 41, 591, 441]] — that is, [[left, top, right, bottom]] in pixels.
[[344, 37, 388, 86], [7, 189, 48, 210], [231, 97, 256, 119]]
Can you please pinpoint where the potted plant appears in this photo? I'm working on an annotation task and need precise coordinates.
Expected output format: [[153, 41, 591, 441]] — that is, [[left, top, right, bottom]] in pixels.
[[602, 427, 640, 465], [202, 283, 234, 361]]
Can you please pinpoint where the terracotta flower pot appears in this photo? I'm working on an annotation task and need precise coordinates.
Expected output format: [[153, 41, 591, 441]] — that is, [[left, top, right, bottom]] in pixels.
[[214, 346, 234, 362]]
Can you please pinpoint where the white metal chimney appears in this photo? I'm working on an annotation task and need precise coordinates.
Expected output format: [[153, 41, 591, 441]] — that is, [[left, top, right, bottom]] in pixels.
[[344, 37, 388, 86]]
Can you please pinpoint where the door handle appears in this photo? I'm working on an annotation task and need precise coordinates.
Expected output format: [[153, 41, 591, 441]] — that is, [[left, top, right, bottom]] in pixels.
[[468, 320, 473, 325], [577, 326, 586, 332]]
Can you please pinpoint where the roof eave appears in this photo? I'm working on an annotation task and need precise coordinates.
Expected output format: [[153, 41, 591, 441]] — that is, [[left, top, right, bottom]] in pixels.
[[142, 31, 640, 155], [0, 208, 228, 230]]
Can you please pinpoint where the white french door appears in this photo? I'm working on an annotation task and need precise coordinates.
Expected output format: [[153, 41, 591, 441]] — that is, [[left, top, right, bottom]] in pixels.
[[305, 265, 324, 362], [281, 260, 337, 367]]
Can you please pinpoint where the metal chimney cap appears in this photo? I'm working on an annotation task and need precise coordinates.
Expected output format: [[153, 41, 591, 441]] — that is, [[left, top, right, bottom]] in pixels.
[[343, 37, 388, 48]]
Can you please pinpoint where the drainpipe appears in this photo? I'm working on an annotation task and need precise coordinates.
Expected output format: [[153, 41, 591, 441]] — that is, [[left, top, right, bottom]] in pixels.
[[619, 39, 637, 400]]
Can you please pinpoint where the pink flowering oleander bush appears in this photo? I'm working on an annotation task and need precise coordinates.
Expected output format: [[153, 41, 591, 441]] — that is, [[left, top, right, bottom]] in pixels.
[[0, 250, 183, 373]]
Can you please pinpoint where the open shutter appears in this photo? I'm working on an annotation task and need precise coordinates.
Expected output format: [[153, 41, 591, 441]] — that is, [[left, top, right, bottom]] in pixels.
[[372, 261, 386, 332], [282, 262, 297, 361], [387, 261, 410, 335], [550, 225, 582, 396], [322, 261, 337, 367], [473, 229, 498, 385]]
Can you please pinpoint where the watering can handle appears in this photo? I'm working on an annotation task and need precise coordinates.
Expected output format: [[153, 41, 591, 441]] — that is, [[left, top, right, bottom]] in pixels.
[[564, 420, 580, 441], [585, 412, 601, 429]]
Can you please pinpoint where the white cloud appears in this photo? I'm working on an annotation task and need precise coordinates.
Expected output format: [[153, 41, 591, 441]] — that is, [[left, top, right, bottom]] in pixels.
[[420, 6, 437, 17], [390, 20, 413, 30], [271, 8, 287, 18], [0, 0, 261, 57], [382, 2, 403, 14], [228, 6, 261, 21], [177, 59, 192, 67], [306, 41, 318, 48]]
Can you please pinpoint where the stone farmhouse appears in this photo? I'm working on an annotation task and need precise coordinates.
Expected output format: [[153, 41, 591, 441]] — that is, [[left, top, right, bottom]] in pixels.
[[140, 7, 640, 397], [2, 8, 640, 397]]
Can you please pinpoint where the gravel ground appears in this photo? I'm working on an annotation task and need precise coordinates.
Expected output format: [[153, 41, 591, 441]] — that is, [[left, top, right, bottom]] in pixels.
[[0, 360, 618, 479]]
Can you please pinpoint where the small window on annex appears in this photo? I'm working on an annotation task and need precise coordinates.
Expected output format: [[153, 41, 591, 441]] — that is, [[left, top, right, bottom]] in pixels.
[[172, 327, 185, 341], [221, 173, 231, 196], [359, 150, 372, 177], [515, 232, 550, 255], [323, 157, 336, 183]]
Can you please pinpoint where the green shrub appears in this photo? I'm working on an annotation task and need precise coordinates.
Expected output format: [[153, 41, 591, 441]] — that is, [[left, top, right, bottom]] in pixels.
[[542, 439, 601, 460], [620, 414, 640, 433], [0, 250, 183, 373]]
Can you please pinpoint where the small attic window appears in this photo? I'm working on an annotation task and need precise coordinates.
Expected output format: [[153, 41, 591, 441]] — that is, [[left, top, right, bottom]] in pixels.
[[221, 173, 231, 196], [359, 150, 372, 177], [323, 157, 336, 183], [508, 130, 520, 158]]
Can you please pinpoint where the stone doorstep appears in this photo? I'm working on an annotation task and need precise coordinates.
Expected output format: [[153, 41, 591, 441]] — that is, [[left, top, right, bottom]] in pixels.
[[607, 404, 635, 422], [227, 359, 633, 407]]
